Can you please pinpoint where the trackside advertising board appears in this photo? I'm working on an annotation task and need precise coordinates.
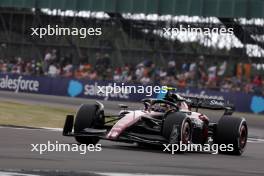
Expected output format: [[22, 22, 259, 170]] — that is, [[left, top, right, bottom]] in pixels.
[[0, 73, 263, 114]]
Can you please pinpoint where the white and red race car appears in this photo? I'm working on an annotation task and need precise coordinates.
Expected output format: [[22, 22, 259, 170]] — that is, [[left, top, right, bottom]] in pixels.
[[63, 90, 248, 155]]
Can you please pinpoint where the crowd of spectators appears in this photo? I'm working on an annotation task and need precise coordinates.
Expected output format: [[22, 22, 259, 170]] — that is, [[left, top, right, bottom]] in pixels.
[[0, 49, 263, 96]]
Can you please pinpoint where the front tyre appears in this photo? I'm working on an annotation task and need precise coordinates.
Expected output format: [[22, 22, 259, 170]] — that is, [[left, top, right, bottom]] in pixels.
[[162, 112, 191, 153], [74, 104, 104, 145], [216, 116, 248, 155]]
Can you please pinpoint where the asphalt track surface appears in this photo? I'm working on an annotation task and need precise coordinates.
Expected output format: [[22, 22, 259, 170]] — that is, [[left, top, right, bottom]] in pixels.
[[0, 91, 264, 176]]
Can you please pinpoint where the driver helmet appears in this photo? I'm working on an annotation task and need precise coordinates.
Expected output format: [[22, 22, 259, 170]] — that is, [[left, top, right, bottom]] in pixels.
[[152, 103, 168, 112]]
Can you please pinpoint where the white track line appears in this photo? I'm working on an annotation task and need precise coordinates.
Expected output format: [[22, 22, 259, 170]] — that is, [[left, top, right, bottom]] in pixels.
[[0, 171, 39, 176], [0, 171, 185, 176], [0, 126, 62, 132], [96, 173, 187, 176], [41, 127, 62, 131], [248, 138, 264, 143]]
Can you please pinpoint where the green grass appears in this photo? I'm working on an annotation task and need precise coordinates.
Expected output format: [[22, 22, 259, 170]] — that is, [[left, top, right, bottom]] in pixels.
[[0, 99, 262, 129], [0, 101, 75, 128]]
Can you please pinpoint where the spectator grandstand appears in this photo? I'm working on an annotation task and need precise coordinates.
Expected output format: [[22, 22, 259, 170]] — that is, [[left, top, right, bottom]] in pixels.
[[0, 2, 263, 96], [0, 51, 263, 95]]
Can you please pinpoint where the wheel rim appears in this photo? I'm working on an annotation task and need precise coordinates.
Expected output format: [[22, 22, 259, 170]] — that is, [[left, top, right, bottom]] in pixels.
[[182, 122, 190, 144], [239, 124, 247, 149]]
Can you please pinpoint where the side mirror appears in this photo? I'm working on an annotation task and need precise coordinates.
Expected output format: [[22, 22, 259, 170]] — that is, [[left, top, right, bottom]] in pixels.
[[224, 106, 234, 115]]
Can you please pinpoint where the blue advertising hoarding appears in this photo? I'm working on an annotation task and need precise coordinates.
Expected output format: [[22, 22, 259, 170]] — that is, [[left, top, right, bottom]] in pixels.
[[0, 73, 263, 114]]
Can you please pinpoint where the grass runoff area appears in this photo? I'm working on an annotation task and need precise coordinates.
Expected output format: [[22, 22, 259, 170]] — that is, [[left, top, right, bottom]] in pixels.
[[0, 99, 262, 128], [0, 100, 75, 128]]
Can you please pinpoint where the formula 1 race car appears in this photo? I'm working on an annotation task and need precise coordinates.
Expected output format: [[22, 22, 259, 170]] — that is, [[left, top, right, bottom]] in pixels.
[[63, 90, 248, 155]]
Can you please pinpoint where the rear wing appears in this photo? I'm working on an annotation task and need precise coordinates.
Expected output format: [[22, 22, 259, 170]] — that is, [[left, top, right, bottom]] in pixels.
[[182, 95, 235, 114]]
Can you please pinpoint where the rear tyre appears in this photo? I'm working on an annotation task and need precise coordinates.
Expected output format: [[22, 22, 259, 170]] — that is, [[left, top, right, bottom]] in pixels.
[[74, 104, 104, 145], [216, 116, 248, 155], [162, 112, 191, 153]]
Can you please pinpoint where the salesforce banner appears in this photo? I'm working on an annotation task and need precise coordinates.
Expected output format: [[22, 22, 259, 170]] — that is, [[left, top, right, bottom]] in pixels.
[[0, 73, 263, 114], [0, 73, 149, 101]]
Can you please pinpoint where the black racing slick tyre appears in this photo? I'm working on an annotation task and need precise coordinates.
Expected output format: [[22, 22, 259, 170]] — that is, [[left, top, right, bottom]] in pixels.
[[163, 112, 191, 152], [216, 116, 248, 155], [74, 104, 104, 145]]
